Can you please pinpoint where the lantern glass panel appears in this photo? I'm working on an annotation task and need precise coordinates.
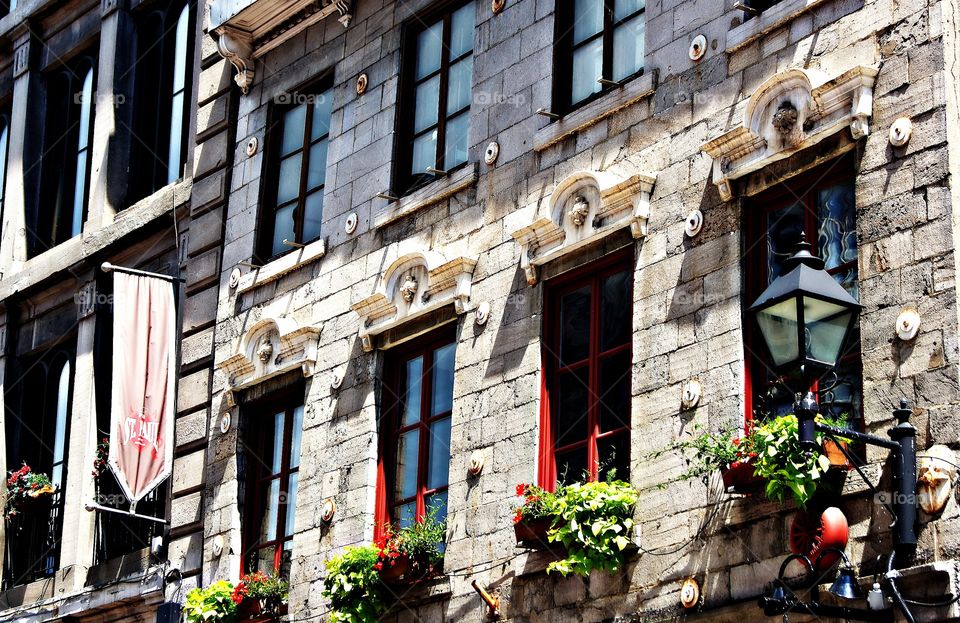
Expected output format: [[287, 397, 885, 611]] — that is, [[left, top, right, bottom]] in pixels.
[[755, 297, 799, 367], [803, 296, 852, 367]]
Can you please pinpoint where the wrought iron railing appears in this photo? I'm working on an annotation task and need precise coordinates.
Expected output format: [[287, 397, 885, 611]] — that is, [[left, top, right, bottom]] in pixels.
[[92, 473, 166, 566], [2, 492, 63, 589]]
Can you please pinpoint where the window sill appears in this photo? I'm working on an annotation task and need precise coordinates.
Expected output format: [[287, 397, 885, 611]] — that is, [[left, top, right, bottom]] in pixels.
[[533, 69, 658, 152], [236, 237, 327, 295], [374, 163, 478, 228], [726, 0, 832, 52]]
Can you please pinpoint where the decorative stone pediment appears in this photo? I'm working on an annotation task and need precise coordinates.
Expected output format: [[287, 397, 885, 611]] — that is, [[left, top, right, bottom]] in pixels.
[[351, 252, 477, 351], [208, 0, 353, 94], [701, 65, 878, 201], [511, 170, 655, 285], [218, 316, 321, 395]]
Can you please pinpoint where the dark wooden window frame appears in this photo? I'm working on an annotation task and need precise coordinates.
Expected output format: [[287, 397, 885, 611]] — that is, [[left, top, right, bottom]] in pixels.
[[743, 154, 863, 428], [256, 77, 334, 263], [538, 249, 634, 490], [375, 326, 456, 538], [393, 0, 474, 196], [553, 0, 646, 115]]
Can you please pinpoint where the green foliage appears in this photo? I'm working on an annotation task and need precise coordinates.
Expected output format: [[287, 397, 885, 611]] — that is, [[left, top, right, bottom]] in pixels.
[[183, 580, 238, 623], [751, 414, 835, 507], [395, 505, 445, 574], [545, 480, 638, 577], [513, 483, 556, 523], [322, 545, 390, 623], [647, 425, 756, 483]]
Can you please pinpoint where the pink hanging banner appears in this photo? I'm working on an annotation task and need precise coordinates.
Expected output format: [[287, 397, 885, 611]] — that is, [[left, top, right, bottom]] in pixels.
[[108, 272, 177, 505]]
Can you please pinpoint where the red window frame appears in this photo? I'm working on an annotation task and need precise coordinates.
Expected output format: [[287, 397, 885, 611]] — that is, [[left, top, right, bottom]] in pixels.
[[241, 395, 303, 576], [743, 155, 863, 427], [375, 327, 456, 540], [538, 249, 634, 490]]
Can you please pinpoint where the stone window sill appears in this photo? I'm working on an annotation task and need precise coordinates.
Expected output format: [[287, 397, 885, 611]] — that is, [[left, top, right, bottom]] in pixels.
[[726, 0, 832, 52], [374, 163, 479, 228], [236, 237, 327, 294], [533, 69, 658, 152]]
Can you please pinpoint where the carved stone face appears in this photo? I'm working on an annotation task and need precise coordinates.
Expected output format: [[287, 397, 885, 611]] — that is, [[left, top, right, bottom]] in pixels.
[[918, 445, 957, 515], [256, 338, 273, 364], [399, 273, 418, 303], [568, 195, 590, 227], [772, 101, 799, 135]]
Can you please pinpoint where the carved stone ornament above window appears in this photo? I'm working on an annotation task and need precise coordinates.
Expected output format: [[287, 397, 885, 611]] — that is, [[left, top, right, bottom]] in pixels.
[[208, 0, 353, 94], [510, 170, 655, 285], [218, 316, 321, 401], [701, 65, 878, 202], [351, 252, 477, 352]]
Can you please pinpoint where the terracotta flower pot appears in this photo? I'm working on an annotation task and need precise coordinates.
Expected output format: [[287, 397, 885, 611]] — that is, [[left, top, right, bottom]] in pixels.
[[513, 517, 552, 545], [720, 461, 766, 494], [235, 598, 263, 620], [378, 553, 410, 582], [823, 439, 852, 470]]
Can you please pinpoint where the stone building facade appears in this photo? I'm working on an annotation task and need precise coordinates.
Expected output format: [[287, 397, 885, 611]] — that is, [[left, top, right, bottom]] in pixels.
[[2, 0, 960, 622]]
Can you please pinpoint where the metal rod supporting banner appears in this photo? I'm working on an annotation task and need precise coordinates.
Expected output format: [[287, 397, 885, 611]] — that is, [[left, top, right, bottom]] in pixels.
[[100, 262, 186, 283], [84, 501, 170, 525]]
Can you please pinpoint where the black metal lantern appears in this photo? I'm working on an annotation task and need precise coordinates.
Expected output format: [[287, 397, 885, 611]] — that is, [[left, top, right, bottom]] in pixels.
[[749, 234, 863, 375]]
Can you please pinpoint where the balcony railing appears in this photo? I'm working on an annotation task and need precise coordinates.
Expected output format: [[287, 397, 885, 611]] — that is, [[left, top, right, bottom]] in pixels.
[[2, 493, 63, 589], [92, 474, 166, 567]]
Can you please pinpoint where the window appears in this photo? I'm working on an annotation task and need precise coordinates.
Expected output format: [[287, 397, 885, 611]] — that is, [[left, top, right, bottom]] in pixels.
[[3, 345, 75, 588], [555, 0, 645, 112], [539, 251, 633, 488], [744, 157, 862, 425], [35, 54, 96, 253], [741, 0, 784, 17], [129, 1, 195, 203], [377, 331, 455, 534], [0, 111, 10, 244], [257, 83, 333, 261], [396, 1, 474, 194], [242, 398, 303, 576]]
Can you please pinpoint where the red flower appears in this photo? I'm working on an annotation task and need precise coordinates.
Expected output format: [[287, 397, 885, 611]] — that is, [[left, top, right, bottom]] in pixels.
[[513, 509, 524, 524], [515, 484, 526, 497], [374, 562, 382, 571]]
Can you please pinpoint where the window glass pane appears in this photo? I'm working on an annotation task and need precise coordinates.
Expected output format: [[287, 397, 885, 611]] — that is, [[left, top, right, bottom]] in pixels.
[[427, 416, 451, 490], [311, 89, 333, 141], [555, 367, 589, 448], [167, 91, 184, 184], [263, 479, 280, 541], [77, 68, 94, 150], [414, 75, 441, 133], [272, 204, 295, 256], [307, 140, 328, 190], [72, 150, 87, 237], [411, 131, 438, 174], [401, 356, 423, 427], [572, 38, 603, 104], [290, 405, 304, 469], [303, 191, 323, 243], [766, 202, 805, 282], [601, 269, 632, 351], [416, 21, 443, 79], [599, 352, 630, 433], [254, 548, 275, 573], [449, 3, 475, 57], [556, 445, 588, 486], [443, 112, 470, 170], [573, 0, 603, 44], [395, 501, 417, 529], [281, 105, 307, 156], [172, 4, 190, 92], [51, 361, 70, 489], [284, 472, 298, 538], [614, 0, 644, 20], [819, 368, 862, 423], [597, 433, 630, 481], [612, 14, 645, 81], [431, 343, 456, 415], [277, 154, 302, 204], [559, 286, 590, 365], [425, 491, 448, 527], [270, 411, 285, 473], [0, 122, 9, 198], [394, 429, 420, 501], [832, 266, 859, 301], [446, 57, 473, 115], [817, 182, 857, 271]]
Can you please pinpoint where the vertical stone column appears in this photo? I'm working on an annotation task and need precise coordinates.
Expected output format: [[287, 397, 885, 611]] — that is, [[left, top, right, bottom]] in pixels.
[[0, 29, 34, 274], [57, 279, 99, 587], [85, 0, 125, 231], [0, 309, 8, 587]]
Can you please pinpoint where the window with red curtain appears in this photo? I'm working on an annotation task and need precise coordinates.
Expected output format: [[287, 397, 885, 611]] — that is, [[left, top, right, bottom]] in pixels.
[[242, 398, 304, 577], [376, 329, 456, 535], [743, 156, 863, 426], [539, 250, 633, 489]]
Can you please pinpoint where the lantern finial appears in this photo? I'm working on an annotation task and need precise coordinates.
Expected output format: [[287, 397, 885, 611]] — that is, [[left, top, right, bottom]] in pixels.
[[784, 232, 825, 271]]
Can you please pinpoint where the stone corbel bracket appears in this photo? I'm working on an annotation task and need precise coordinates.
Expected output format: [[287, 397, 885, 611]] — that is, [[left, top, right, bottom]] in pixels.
[[701, 65, 878, 201], [511, 170, 655, 285], [351, 252, 477, 351], [215, 27, 255, 94], [218, 316, 321, 401]]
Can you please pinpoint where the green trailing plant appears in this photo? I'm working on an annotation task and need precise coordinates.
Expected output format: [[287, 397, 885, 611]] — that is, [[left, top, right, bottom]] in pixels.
[[545, 480, 638, 577], [395, 505, 445, 576], [322, 544, 390, 623], [183, 580, 238, 623], [647, 425, 758, 484]]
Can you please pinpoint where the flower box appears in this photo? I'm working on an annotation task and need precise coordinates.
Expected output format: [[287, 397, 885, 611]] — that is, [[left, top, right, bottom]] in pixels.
[[378, 553, 410, 582], [823, 439, 852, 470], [235, 598, 286, 622], [514, 517, 552, 546], [720, 461, 766, 494]]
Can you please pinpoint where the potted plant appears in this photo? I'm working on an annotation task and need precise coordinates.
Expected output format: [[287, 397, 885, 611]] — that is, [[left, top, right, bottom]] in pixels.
[[373, 524, 408, 582], [513, 483, 556, 544], [649, 426, 764, 494], [544, 479, 638, 577], [750, 414, 839, 507], [392, 505, 445, 581], [322, 544, 390, 623], [92, 437, 110, 479], [184, 580, 238, 623], [231, 571, 288, 620], [5, 463, 56, 520], [819, 415, 854, 469]]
